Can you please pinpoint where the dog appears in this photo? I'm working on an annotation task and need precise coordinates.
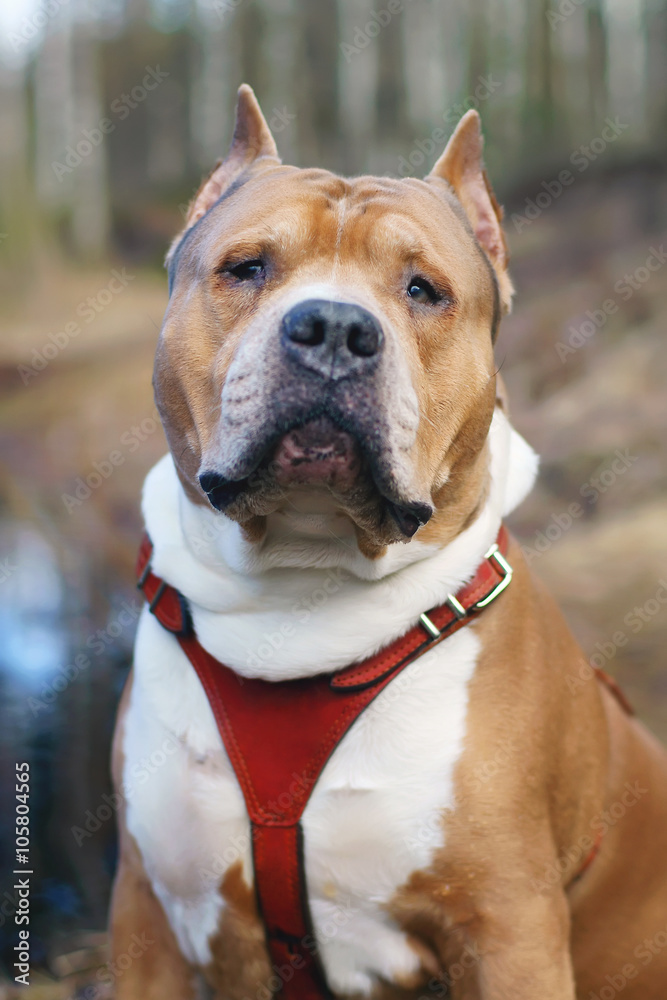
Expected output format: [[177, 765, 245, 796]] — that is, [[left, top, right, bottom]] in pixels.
[[109, 84, 667, 999]]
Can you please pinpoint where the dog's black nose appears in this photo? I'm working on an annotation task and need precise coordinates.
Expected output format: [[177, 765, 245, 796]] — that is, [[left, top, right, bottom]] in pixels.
[[281, 299, 383, 379]]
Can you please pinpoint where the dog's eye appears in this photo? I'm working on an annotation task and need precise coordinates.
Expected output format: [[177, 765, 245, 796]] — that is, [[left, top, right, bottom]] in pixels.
[[228, 259, 265, 280], [407, 277, 439, 304]]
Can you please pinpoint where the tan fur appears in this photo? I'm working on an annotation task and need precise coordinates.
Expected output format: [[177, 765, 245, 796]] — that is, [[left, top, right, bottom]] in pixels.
[[428, 110, 514, 315], [110, 674, 199, 998], [111, 87, 667, 999], [156, 164, 500, 552], [166, 84, 280, 261], [386, 547, 667, 998]]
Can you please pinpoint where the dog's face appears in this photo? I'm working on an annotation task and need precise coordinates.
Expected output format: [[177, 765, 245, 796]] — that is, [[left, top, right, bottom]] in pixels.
[[156, 86, 513, 557]]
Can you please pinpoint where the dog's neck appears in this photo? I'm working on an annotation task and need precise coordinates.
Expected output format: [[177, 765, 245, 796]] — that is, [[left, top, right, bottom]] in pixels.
[[142, 408, 536, 680]]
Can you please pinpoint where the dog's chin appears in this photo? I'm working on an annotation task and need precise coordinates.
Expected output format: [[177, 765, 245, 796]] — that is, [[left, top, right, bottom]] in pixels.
[[198, 415, 433, 546]]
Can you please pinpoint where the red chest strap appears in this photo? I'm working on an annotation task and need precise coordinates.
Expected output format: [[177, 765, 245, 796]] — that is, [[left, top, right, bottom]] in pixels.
[[136, 529, 512, 998]]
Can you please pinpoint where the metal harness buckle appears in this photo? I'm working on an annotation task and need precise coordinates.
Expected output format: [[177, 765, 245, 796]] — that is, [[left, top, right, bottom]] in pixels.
[[473, 543, 513, 609], [419, 541, 513, 640]]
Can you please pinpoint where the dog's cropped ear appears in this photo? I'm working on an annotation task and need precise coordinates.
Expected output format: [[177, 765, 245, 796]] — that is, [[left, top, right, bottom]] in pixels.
[[185, 84, 279, 228], [167, 84, 280, 264], [428, 110, 513, 313]]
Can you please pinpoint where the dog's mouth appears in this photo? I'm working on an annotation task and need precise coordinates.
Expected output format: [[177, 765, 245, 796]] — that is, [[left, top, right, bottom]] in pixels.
[[271, 417, 362, 489], [198, 414, 432, 539]]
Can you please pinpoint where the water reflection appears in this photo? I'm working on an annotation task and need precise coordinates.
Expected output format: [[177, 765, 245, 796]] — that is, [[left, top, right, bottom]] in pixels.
[[0, 520, 132, 979], [0, 526, 67, 686]]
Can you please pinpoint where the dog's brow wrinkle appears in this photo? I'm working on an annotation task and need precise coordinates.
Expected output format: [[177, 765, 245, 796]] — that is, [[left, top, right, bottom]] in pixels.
[[333, 195, 347, 263], [367, 222, 426, 261]]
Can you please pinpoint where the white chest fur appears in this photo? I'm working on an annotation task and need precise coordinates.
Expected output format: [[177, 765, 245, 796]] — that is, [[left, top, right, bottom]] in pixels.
[[123, 606, 480, 992], [122, 409, 537, 992]]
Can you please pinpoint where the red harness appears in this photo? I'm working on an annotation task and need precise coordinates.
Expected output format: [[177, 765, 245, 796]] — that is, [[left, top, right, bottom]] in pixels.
[[134, 524, 620, 997]]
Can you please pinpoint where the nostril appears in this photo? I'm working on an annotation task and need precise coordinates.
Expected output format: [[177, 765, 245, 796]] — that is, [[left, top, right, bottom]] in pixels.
[[281, 299, 384, 370], [199, 471, 223, 494], [199, 471, 246, 509], [289, 317, 326, 346], [311, 319, 326, 345], [347, 322, 380, 358]]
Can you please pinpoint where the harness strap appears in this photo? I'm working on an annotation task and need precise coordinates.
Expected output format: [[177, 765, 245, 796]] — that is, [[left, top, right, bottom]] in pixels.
[[134, 525, 628, 995], [135, 528, 511, 996]]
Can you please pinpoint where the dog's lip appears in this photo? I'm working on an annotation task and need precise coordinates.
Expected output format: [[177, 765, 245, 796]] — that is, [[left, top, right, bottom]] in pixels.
[[270, 417, 362, 488], [199, 413, 362, 502], [198, 412, 433, 536]]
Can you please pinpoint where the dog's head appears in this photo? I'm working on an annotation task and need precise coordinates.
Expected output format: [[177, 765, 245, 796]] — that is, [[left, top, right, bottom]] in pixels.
[[155, 85, 513, 557]]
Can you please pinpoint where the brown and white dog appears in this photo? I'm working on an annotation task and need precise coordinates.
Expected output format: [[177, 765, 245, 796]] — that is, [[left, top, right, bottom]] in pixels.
[[109, 85, 667, 999]]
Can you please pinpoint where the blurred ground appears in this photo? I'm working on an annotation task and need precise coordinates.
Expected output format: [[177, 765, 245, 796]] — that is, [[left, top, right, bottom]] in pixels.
[[503, 166, 667, 739], [0, 165, 666, 996]]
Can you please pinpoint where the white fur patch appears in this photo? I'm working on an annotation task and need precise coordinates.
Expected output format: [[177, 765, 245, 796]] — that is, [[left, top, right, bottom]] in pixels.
[[302, 627, 480, 991], [141, 409, 535, 681], [123, 407, 538, 986]]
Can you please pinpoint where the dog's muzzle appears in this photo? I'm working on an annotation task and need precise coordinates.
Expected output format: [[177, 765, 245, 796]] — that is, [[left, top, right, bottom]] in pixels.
[[197, 295, 433, 537]]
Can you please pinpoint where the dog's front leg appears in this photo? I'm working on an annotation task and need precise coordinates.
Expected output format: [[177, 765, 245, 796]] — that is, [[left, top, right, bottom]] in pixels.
[[444, 887, 576, 1000], [109, 846, 199, 1000]]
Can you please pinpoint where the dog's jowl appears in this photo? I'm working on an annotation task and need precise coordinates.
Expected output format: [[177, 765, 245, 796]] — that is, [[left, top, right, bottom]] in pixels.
[[109, 85, 667, 999]]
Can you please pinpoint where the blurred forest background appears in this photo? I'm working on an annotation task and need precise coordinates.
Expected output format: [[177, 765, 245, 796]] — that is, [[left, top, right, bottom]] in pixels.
[[1, 0, 666, 995]]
